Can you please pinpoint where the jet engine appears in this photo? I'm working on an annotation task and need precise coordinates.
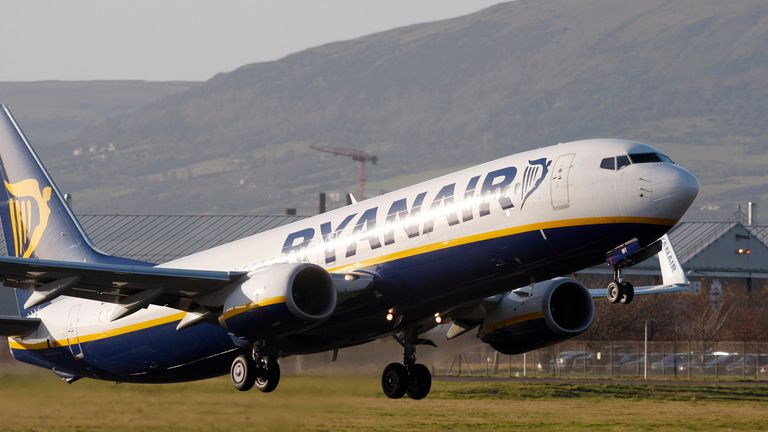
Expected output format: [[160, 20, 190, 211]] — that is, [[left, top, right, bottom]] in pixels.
[[222, 263, 336, 340], [479, 278, 594, 355]]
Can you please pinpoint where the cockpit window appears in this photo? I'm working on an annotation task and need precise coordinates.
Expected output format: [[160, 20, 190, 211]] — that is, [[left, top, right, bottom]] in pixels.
[[600, 157, 615, 170], [602, 152, 672, 171], [658, 153, 674, 164], [616, 155, 631, 169], [629, 153, 661, 164], [629, 152, 675, 164]]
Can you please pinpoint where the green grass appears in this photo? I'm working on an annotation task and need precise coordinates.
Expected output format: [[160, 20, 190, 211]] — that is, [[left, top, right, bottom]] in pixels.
[[1, 375, 767, 431]]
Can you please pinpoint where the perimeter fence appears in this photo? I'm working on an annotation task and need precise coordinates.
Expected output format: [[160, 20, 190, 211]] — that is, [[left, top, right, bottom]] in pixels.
[[432, 341, 768, 381], [3, 338, 768, 381]]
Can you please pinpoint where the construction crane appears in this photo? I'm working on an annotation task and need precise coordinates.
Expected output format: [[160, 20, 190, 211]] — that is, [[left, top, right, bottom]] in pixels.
[[310, 144, 378, 200]]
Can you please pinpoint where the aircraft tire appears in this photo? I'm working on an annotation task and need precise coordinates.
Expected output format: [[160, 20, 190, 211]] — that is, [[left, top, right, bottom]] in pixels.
[[406, 363, 432, 400], [606, 281, 622, 304], [231, 354, 256, 392], [255, 357, 280, 393], [620, 282, 634, 304], [382, 362, 408, 399]]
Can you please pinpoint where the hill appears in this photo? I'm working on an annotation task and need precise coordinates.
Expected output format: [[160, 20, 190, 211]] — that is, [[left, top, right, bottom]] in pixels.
[[0, 81, 197, 152], [19, 0, 768, 218]]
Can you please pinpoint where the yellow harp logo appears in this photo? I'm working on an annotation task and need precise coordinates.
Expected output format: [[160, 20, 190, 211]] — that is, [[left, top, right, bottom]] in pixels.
[[5, 179, 52, 258]]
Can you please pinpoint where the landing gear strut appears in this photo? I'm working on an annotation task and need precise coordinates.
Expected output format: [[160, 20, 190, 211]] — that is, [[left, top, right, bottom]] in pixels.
[[606, 268, 634, 305], [381, 328, 434, 400], [230, 344, 281, 393]]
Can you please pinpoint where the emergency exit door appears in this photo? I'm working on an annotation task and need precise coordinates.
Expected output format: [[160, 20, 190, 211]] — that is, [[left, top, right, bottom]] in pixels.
[[550, 153, 575, 210]]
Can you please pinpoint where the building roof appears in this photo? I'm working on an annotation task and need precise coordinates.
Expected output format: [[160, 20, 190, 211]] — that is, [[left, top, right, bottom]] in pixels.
[[0, 214, 305, 263], [749, 224, 768, 248], [663, 221, 738, 263]]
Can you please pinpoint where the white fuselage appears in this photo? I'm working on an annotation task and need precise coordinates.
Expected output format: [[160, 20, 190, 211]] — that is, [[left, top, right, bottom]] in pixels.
[[11, 138, 698, 378]]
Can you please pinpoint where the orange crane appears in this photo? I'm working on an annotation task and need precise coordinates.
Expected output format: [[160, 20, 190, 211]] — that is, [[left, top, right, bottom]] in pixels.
[[310, 144, 378, 200]]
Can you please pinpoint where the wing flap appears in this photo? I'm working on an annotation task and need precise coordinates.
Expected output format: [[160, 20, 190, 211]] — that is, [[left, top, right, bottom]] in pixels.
[[0, 256, 246, 311]]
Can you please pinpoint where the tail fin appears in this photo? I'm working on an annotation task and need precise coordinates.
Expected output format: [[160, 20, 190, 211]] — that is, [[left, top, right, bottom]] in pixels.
[[0, 104, 147, 313], [0, 104, 107, 262]]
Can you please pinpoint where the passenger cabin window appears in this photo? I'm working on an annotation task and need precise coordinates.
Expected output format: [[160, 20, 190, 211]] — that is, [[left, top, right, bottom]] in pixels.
[[616, 155, 631, 169], [600, 157, 615, 170]]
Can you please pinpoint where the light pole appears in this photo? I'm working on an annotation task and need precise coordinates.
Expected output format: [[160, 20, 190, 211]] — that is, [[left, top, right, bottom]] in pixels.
[[644, 319, 655, 380]]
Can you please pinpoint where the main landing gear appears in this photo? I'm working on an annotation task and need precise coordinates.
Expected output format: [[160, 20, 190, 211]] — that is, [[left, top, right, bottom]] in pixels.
[[381, 328, 435, 400], [230, 345, 280, 393], [606, 267, 634, 305]]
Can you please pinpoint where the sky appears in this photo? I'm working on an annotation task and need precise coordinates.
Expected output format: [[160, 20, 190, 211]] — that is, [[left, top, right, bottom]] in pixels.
[[0, 0, 502, 82]]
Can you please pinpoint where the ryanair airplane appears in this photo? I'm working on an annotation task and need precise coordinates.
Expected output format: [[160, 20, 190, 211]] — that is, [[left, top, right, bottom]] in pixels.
[[0, 104, 697, 399]]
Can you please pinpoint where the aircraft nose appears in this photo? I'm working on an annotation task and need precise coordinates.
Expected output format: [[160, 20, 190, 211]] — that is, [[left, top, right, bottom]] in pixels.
[[653, 165, 699, 219]]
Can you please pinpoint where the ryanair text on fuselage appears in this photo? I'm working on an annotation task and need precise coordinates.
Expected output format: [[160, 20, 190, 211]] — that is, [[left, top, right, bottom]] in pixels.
[[282, 159, 551, 264]]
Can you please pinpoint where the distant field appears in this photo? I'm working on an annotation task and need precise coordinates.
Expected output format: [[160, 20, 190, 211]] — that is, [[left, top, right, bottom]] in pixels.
[[1, 375, 767, 431]]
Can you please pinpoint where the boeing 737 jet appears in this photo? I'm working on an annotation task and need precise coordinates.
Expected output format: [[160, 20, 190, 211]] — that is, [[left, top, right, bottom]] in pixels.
[[0, 104, 697, 399]]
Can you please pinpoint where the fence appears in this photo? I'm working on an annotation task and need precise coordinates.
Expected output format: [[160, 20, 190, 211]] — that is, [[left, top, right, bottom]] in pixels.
[[433, 341, 768, 380], [3, 337, 768, 381]]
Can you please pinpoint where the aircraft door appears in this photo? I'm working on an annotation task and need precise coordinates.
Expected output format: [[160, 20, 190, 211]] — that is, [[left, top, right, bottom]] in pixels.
[[66, 305, 84, 360], [550, 153, 575, 210]]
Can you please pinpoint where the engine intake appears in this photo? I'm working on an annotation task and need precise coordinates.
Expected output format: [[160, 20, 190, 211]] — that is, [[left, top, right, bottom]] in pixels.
[[287, 264, 336, 320], [480, 277, 594, 355], [223, 263, 336, 340]]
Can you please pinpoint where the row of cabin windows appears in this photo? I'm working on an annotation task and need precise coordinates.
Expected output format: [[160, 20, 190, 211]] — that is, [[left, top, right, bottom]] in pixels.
[[600, 152, 673, 171]]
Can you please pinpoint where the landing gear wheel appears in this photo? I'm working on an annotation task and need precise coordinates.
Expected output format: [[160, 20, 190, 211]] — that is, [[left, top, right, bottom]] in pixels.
[[231, 354, 256, 391], [620, 281, 634, 304], [254, 357, 280, 393], [607, 281, 622, 304], [406, 363, 432, 400], [382, 362, 408, 399]]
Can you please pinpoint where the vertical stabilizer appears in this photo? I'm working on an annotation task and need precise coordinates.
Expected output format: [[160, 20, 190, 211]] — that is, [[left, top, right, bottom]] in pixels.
[[0, 104, 147, 314]]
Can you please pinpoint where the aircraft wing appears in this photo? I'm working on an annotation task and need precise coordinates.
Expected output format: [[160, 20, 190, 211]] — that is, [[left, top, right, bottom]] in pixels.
[[589, 234, 690, 298], [0, 256, 246, 317]]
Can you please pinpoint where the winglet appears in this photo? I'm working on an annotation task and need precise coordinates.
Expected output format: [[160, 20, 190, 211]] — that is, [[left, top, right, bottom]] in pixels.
[[589, 234, 690, 298], [658, 234, 688, 287]]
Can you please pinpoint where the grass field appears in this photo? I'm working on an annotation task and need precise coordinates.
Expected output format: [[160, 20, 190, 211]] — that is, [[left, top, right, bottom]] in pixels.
[[1, 375, 768, 431]]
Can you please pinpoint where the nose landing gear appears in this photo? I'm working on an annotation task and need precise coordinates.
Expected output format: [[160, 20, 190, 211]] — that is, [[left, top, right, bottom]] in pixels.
[[381, 328, 435, 400], [606, 268, 634, 305]]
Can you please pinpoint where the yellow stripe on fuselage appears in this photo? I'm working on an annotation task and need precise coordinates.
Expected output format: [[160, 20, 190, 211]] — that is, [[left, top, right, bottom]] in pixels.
[[9, 312, 187, 351], [328, 216, 674, 273], [221, 296, 286, 321]]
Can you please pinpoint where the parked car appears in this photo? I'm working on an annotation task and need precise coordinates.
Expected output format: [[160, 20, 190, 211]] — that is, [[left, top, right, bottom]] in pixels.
[[703, 352, 739, 371], [651, 353, 702, 372], [619, 353, 662, 374], [551, 351, 594, 372], [724, 354, 768, 375]]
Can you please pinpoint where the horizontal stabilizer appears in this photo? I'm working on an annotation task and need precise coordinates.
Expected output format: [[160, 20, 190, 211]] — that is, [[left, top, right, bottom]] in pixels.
[[0, 315, 40, 337]]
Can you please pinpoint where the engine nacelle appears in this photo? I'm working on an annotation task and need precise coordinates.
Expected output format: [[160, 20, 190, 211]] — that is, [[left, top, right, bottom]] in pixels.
[[222, 263, 336, 340], [479, 277, 594, 355]]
